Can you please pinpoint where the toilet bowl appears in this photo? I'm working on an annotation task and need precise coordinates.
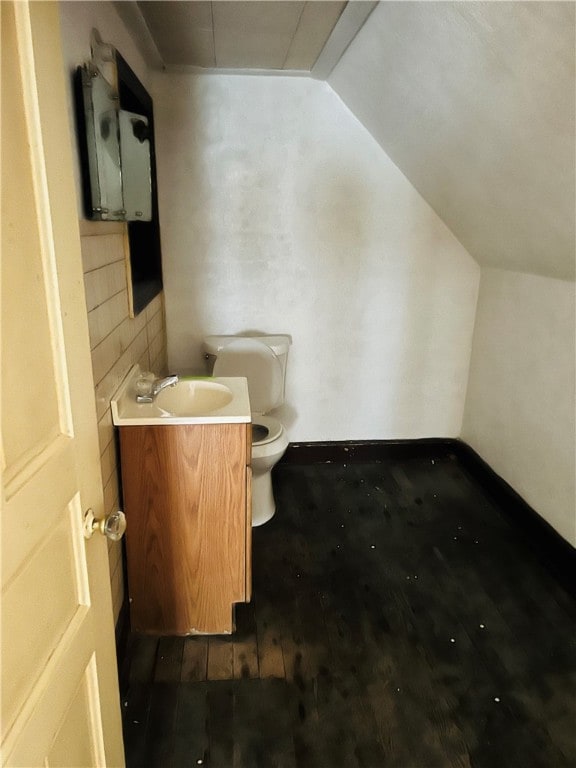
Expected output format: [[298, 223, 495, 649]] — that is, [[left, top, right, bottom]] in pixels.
[[250, 415, 289, 526], [204, 335, 291, 526]]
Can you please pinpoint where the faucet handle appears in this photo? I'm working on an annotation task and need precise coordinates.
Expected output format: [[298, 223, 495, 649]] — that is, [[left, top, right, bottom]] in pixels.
[[135, 371, 155, 395]]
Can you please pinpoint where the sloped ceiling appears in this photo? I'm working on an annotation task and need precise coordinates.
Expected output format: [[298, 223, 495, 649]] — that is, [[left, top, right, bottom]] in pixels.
[[117, 1, 574, 280], [329, 2, 575, 281]]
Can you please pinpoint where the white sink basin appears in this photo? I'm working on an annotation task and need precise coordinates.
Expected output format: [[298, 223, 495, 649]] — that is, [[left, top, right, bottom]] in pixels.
[[111, 365, 251, 426], [155, 379, 233, 415]]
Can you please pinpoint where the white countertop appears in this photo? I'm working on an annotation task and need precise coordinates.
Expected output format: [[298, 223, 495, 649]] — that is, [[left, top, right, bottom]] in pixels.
[[110, 365, 251, 426]]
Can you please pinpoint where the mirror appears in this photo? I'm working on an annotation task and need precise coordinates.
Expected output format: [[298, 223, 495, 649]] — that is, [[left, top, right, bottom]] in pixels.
[[118, 109, 152, 220]]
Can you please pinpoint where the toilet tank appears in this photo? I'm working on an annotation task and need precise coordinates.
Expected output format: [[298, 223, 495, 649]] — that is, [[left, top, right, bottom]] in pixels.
[[203, 334, 291, 408]]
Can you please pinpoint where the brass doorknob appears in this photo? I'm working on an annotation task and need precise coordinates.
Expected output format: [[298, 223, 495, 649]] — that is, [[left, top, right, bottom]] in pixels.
[[83, 509, 126, 541]]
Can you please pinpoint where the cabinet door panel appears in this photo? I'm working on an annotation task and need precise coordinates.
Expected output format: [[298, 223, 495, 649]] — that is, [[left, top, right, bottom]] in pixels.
[[120, 423, 248, 634]]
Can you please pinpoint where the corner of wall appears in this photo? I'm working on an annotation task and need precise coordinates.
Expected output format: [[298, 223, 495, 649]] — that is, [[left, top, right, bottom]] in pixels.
[[461, 267, 576, 546]]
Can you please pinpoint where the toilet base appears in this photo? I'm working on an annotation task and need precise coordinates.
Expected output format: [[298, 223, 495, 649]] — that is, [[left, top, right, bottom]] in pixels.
[[251, 470, 276, 527], [250, 426, 288, 527]]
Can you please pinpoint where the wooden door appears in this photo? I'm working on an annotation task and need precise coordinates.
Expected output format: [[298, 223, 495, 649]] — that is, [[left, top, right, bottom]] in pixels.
[[1, 2, 125, 765]]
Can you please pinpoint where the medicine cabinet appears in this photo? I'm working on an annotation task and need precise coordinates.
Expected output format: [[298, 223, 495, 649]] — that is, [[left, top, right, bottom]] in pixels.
[[74, 32, 162, 315]]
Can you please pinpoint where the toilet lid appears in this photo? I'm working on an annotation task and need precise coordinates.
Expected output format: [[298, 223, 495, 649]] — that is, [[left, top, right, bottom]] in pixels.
[[252, 415, 283, 446], [212, 338, 283, 414]]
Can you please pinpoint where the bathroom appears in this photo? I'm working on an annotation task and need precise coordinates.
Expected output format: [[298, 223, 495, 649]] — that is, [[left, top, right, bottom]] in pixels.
[[2, 1, 574, 765], [56, 0, 574, 622]]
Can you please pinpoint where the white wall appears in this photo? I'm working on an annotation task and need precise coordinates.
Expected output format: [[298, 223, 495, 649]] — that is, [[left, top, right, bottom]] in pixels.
[[329, 2, 575, 281], [462, 269, 576, 546], [152, 74, 479, 441]]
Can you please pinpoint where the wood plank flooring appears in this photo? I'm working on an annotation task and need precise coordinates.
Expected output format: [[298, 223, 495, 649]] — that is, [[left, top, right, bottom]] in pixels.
[[120, 454, 576, 767]]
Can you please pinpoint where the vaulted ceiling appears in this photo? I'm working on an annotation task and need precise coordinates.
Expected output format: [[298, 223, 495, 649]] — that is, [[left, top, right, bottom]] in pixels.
[[329, 2, 575, 281], [118, 0, 575, 281]]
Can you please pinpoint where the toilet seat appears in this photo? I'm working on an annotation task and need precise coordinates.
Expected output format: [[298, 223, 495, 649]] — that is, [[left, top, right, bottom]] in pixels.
[[251, 414, 283, 446]]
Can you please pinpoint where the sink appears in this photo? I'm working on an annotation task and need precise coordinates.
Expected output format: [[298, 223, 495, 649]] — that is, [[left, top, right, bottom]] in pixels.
[[111, 364, 251, 426], [155, 379, 233, 415]]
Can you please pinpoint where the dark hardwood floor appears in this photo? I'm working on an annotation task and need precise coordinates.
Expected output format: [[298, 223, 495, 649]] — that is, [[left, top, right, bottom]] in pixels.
[[120, 454, 576, 767]]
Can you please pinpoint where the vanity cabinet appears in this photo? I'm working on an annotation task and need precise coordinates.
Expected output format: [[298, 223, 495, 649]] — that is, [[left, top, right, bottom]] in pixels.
[[119, 422, 252, 635]]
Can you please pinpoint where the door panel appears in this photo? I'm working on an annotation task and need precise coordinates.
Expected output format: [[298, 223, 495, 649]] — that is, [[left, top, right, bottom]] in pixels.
[[1, 2, 124, 765], [2, 494, 88, 732], [46, 655, 105, 768]]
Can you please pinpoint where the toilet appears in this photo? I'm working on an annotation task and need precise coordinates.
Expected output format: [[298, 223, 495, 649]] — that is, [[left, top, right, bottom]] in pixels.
[[203, 335, 291, 527]]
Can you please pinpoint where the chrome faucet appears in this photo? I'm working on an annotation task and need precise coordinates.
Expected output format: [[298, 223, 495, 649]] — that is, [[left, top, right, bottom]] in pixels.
[[136, 374, 179, 403]]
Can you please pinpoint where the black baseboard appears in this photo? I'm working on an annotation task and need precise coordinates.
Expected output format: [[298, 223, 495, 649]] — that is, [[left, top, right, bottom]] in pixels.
[[452, 440, 576, 598], [279, 438, 576, 597], [280, 438, 458, 464]]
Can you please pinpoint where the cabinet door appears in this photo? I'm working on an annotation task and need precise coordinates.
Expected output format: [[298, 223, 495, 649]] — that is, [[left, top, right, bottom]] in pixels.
[[121, 423, 249, 634]]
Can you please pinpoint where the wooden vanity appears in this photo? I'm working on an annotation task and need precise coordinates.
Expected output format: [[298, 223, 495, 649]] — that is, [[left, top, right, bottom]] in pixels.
[[119, 422, 252, 635]]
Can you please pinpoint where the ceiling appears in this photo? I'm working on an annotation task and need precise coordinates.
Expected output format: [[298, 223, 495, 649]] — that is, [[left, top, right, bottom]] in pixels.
[[135, 1, 347, 71], [112, 1, 573, 280]]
